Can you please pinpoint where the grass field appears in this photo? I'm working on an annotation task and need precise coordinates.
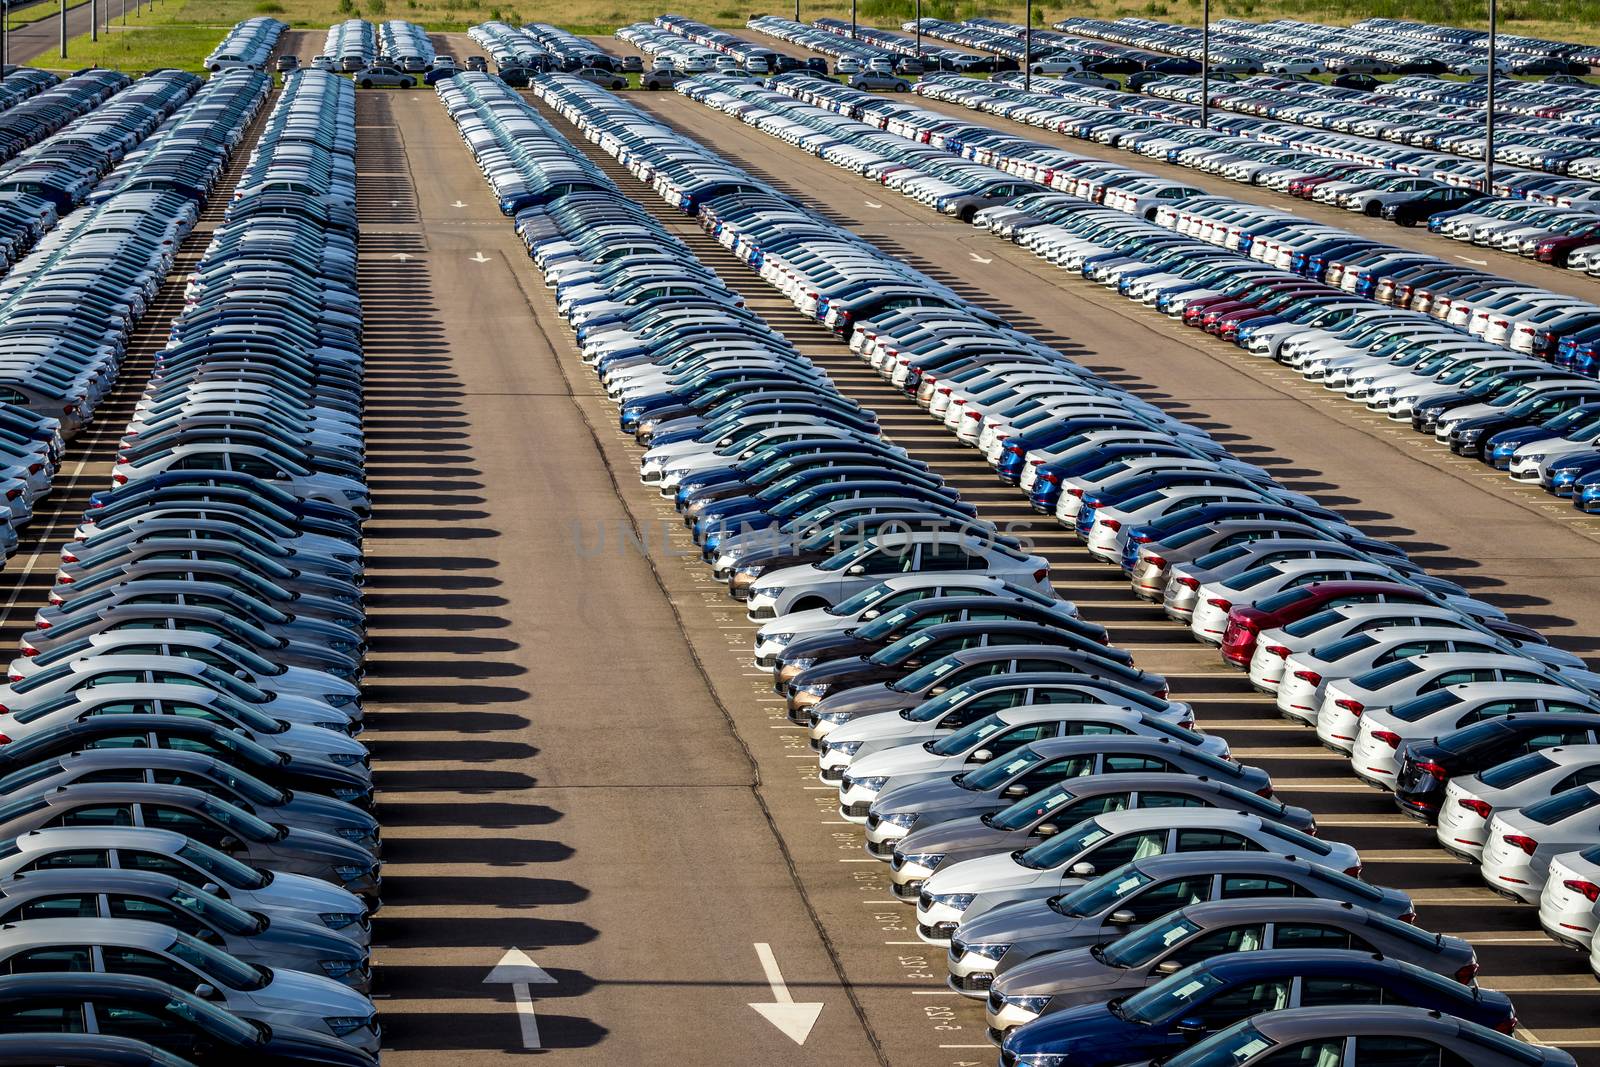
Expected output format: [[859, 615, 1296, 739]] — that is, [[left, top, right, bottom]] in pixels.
[[27, 0, 1600, 76]]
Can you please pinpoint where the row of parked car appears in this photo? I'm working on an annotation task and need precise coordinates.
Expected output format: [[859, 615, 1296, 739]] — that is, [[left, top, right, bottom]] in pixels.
[[930, 70, 1600, 270], [705, 72, 1600, 522], [1061, 14, 1594, 77], [747, 15, 933, 76], [1139, 72, 1600, 186], [907, 16, 1194, 76], [203, 17, 286, 73], [650, 14, 791, 74], [449, 64, 1582, 1066], [321, 19, 377, 73], [376, 19, 435, 72], [0, 65, 381, 1066], [655, 62, 1600, 991]]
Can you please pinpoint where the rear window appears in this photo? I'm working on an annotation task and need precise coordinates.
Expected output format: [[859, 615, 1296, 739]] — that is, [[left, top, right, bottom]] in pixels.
[[1389, 690, 1462, 724], [1311, 633, 1378, 662], [1477, 751, 1557, 789], [1254, 587, 1316, 613], [1219, 565, 1280, 593], [1523, 786, 1600, 826], [1282, 609, 1345, 638], [1350, 660, 1423, 691]]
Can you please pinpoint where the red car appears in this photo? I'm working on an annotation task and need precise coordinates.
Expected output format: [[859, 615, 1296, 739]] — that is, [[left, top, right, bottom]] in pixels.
[[1218, 580, 1440, 667]]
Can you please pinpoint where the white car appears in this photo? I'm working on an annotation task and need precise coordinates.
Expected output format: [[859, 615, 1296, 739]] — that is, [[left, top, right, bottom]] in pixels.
[[744, 531, 1051, 620], [1481, 784, 1600, 903], [1314, 653, 1571, 754], [1439, 745, 1600, 862], [1274, 626, 1504, 724], [1353, 684, 1600, 788], [914, 808, 1358, 945], [1541, 845, 1600, 950]]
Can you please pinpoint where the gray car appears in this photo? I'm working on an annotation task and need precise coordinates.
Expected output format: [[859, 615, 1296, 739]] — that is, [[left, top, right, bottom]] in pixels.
[[0, 748, 378, 854], [886, 773, 1315, 898], [642, 67, 688, 90], [946, 852, 1416, 995], [0, 781, 380, 902], [987, 897, 1478, 1036], [867, 735, 1273, 856], [0, 869, 370, 992], [352, 65, 415, 88], [1143, 1005, 1577, 1067], [849, 71, 910, 91], [0, 917, 379, 1055]]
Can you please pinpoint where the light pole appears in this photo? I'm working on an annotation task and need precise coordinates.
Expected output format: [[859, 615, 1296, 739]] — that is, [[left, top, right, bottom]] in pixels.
[[850, 0, 855, 39], [1485, 0, 1497, 194], [1023, 0, 1032, 90], [1200, 0, 1210, 128], [792, 0, 797, 23], [914, 0, 921, 62], [59, 0, 66, 59], [92, 0, 97, 42]]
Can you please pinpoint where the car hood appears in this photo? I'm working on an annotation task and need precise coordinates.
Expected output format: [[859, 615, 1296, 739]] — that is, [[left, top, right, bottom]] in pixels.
[[993, 945, 1131, 1003], [250, 964, 374, 1018], [896, 814, 1026, 858], [926, 848, 1044, 896], [811, 682, 918, 719], [1002, 1001, 1153, 1064], [872, 773, 972, 815], [241, 870, 365, 916], [849, 743, 955, 781]]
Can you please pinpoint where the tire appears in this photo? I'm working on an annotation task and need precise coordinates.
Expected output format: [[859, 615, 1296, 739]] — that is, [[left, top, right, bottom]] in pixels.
[[360, 80, 372, 89], [894, 82, 908, 92]]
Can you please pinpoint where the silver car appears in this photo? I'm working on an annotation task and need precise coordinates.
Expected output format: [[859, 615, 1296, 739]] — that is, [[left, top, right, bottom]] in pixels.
[[1438, 744, 1600, 862], [945, 852, 1415, 995], [352, 65, 416, 88], [0, 917, 379, 1054], [986, 897, 1477, 1036]]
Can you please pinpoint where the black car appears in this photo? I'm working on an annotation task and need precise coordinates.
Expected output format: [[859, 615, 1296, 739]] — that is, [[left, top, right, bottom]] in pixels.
[[1382, 186, 1486, 227], [0, 1032, 197, 1066], [0, 973, 372, 1064], [498, 66, 536, 87], [1333, 73, 1380, 90], [466, 55, 488, 71], [1392, 712, 1600, 819]]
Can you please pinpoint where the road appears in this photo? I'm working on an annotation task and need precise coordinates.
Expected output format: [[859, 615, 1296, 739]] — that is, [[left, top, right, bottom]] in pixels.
[[360, 43, 1600, 1062], [5, 0, 94, 66]]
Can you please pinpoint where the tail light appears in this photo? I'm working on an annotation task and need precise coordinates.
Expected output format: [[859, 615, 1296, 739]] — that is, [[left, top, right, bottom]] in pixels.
[[0, 734, 12, 744], [1343, 864, 1363, 877], [1068, 488, 1084, 497], [112, 474, 127, 485], [1039, 473, 1061, 485], [1335, 699, 1365, 719], [1207, 598, 1232, 610], [1005, 444, 1025, 455], [1371, 730, 1400, 748], [1414, 761, 1448, 781], [1564, 879, 1600, 903], [59, 552, 76, 563], [1455, 962, 1480, 984], [33, 621, 48, 630], [1033, 568, 1049, 583], [1100, 519, 1121, 532], [1503, 834, 1538, 856], [965, 410, 983, 420], [1144, 554, 1166, 569], [1175, 577, 1200, 589], [1398, 911, 1417, 924], [20, 647, 36, 657], [1494, 1017, 1518, 1036], [5, 673, 17, 682], [1256, 785, 1273, 798], [1457, 797, 1491, 817], [1265, 645, 1290, 659], [1293, 670, 1322, 685]]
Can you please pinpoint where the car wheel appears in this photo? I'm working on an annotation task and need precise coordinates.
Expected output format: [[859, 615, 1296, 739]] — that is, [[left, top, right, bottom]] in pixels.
[[894, 82, 908, 92], [360, 80, 372, 89]]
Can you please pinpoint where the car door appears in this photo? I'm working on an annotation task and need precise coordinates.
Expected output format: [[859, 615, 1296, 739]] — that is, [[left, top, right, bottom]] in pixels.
[[1269, 923, 1376, 952], [1191, 975, 1294, 1031], [1161, 922, 1268, 969], [1075, 829, 1167, 876]]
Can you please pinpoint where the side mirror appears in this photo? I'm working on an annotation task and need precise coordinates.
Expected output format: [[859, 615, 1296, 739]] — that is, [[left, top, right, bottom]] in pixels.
[[927, 686, 946, 696], [1035, 822, 1059, 837], [1069, 861, 1097, 878], [860, 608, 881, 620], [194, 982, 220, 1000], [1108, 908, 1137, 925], [1176, 1017, 1206, 1041], [846, 565, 865, 576], [1156, 960, 1184, 976], [1003, 784, 1029, 798], [215, 836, 240, 852], [201, 882, 221, 896], [971, 748, 994, 763]]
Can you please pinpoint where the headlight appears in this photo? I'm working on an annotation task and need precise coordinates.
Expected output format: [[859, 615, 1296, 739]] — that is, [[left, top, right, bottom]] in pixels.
[[332, 865, 368, 882], [322, 1015, 370, 1037], [762, 632, 793, 646], [1004, 993, 1053, 1014], [816, 709, 852, 724], [326, 753, 365, 767], [786, 656, 818, 671], [825, 740, 864, 756], [318, 959, 359, 978], [848, 776, 888, 792], [1013, 1054, 1070, 1067], [961, 941, 1011, 963], [319, 911, 362, 930], [751, 585, 780, 599], [898, 851, 946, 871], [928, 892, 975, 913], [333, 827, 371, 843], [1523, 453, 1546, 463], [1458, 427, 1484, 441], [331, 787, 367, 803], [878, 811, 918, 828], [798, 682, 831, 696]]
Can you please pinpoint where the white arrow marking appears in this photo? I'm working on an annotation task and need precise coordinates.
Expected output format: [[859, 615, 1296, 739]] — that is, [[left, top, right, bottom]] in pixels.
[[451, 200, 468, 208], [389, 252, 412, 261], [1458, 255, 1488, 265], [748, 943, 822, 1045], [470, 252, 491, 263], [483, 948, 557, 1050], [969, 253, 993, 264], [863, 199, 883, 208], [389, 200, 399, 208]]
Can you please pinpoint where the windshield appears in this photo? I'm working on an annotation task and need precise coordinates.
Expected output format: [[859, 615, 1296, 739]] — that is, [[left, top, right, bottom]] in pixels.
[[1161, 1021, 1277, 1067], [870, 629, 942, 667], [168, 930, 270, 990], [857, 606, 919, 641], [166, 884, 256, 933], [961, 748, 1043, 791], [177, 840, 270, 890], [1017, 819, 1109, 870], [1102, 915, 1201, 968], [830, 581, 898, 616], [929, 712, 1008, 756], [890, 655, 965, 693], [991, 784, 1078, 830], [905, 682, 981, 723], [1054, 865, 1152, 917], [817, 540, 875, 572], [1122, 967, 1229, 1023]]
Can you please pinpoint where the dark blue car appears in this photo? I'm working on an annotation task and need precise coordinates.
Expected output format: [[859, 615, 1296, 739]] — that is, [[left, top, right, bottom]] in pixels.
[[999, 948, 1515, 1066]]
